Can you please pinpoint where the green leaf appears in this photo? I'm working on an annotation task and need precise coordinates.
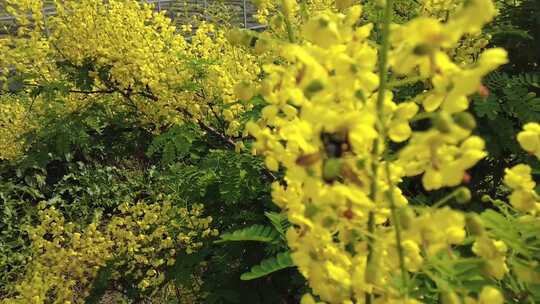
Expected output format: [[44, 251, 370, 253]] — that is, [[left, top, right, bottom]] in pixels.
[[481, 210, 532, 258], [473, 96, 500, 120], [264, 211, 290, 237], [215, 224, 280, 244], [240, 251, 294, 280]]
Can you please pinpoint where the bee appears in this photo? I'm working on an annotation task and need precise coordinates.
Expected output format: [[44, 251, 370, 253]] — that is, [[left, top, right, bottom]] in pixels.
[[321, 130, 351, 158]]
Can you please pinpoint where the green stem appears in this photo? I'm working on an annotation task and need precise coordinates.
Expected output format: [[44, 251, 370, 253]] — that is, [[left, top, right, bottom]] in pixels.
[[282, 1, 295, 43], [284, 17, 295, 43], [365, 208, 376, 304], [366, 0, 408, 301], [430, 189, 461, 209], [384, 162, 408, 294]]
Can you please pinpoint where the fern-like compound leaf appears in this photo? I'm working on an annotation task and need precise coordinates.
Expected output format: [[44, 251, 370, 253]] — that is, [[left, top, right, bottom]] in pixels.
[[240, 251, 294, 280], [215, 224, 280, 244], [264, 211, 291, 237]]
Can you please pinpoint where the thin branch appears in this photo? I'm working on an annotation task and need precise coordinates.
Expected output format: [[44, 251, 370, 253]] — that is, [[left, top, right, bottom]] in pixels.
[[69, 89, 116, 94]]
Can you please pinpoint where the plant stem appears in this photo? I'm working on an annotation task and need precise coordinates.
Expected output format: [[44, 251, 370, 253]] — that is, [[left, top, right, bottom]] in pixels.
[[384, 161, 408, 295], [366, 0, 408, 301], [283, 14, 295, 43], [430, 189, 461, 209]]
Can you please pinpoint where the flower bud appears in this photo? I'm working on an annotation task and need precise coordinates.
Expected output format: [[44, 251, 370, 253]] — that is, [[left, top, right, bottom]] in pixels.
[[354, 90, 366, 103], [479, 286, 504, 304], [432, 113, 452, 133], [466, 214, 484, 236], [478, 84, 490, 98], [453, 112, 477, 130], [441, 291, 460, 304], [455, 187, 472, 204]]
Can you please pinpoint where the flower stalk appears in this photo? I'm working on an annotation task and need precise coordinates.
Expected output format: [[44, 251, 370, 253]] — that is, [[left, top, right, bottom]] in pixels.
[[366, 0, 408, 300]]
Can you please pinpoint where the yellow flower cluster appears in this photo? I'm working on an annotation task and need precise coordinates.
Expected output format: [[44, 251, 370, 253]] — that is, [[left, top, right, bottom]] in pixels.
[[252, 0, 339, 36], [402, 207, 466, 257], [0, 95, 36, 160], [390, 0, 505, 79], [0, 0, 52, 80], [398, 118, 487, 190], [246, 0, 508, 302], [0, 0, 262, 159], [503, 164, 539, 213], [184, 23, 261, 136], [3, 199, 216, 303], [50, 0, 184, 90], [108, 200, 217, 291], [3, 205, 112, 304], [472, 235, 509, 279], [500, 123, 540, 214], [517, 122, 540, 159], [419, 0, 460, 18], [361, 0, 493, 65]]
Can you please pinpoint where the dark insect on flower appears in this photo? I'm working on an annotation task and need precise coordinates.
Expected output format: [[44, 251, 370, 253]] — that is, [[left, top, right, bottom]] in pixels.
[[321, 130, 351, 158], [322, 158, 342, 184]]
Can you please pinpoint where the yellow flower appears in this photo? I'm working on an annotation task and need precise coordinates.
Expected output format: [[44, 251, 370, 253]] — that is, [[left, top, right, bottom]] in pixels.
[[388, 102, 419, 142], [300, 294, 320, 304], [400, 130, 486, 190], [472, 236, 509, 279], [504, 164, 539, 213], [517, 122, 540, 159], [303, 14, 341, 48], [504, 164, 534, 189]]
